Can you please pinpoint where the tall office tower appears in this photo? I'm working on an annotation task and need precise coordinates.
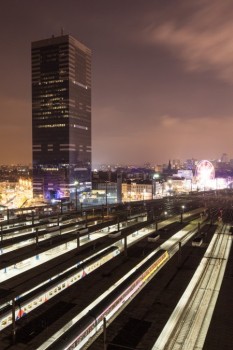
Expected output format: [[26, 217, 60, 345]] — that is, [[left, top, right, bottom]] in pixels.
[[32, 35, 91, 200]]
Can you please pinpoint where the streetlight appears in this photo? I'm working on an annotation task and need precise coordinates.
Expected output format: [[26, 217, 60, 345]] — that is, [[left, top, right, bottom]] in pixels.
[[74, 181, 79, 211], [180, 205, 185, 223]]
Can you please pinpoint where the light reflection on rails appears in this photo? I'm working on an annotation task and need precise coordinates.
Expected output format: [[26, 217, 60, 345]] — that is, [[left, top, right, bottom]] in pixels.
[[0, 208, 206, 346], [152, 224, 232, 350], [38, 216, 206, 350]]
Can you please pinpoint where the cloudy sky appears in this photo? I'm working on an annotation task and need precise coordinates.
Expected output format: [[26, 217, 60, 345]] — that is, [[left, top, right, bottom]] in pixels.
[[1, 0, 233, 166]]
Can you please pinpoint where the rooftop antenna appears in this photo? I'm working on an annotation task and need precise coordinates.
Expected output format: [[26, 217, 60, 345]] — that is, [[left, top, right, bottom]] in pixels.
[[61, 27, 64, 36]]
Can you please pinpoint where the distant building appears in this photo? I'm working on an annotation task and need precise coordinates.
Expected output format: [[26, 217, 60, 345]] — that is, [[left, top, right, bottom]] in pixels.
[[32, 34, 92, 200], [122, 181, 152, 202], [221, 153, 228, 163], [172, 159, 181, 169], [177, 169, 193, 180], [185, 158, 196, 170], [92, 182, 117, 204], [167, 178, 186, 194]]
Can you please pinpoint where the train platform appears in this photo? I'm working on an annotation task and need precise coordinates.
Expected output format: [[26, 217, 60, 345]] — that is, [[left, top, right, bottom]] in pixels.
[[0, 233, 110, 304], [0, 216, 125, 273], [0, 220, 205, 349], [203, 229, 233, 350], [151, 225, 231, 349], [87, 224, 218, 350], [0, 206, 208, 349], [0, 242, 152, 349], [0, 215, 111, 249], [0, 217, 154, 304], [0, 214, 180, 302]]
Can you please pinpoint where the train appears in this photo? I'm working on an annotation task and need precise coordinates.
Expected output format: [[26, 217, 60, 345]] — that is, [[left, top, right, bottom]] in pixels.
[[47, 249, 169, 350], [0, 246, 120, 331]]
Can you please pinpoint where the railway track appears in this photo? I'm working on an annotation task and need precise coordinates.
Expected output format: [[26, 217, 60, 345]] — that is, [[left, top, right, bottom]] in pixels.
[[153, 224, 232, 350]]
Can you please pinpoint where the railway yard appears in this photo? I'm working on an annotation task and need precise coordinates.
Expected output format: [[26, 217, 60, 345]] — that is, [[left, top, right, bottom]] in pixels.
[[0, 192, 232, 350]]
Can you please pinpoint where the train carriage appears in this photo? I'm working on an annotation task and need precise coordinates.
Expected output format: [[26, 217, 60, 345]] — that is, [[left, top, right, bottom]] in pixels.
[[0, 246, 120, 331]]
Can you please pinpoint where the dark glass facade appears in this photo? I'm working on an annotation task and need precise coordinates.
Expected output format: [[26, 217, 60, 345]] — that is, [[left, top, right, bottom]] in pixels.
[[32, 35, 91, 200]]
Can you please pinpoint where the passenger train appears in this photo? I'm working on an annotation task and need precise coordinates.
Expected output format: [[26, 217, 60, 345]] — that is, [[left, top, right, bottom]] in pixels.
[[0, 246, 120, 330], [47, 249, 169, 350]]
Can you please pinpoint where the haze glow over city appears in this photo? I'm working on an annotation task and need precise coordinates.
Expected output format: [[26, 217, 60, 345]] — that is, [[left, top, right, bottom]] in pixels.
[[1, 0, 233, 165]]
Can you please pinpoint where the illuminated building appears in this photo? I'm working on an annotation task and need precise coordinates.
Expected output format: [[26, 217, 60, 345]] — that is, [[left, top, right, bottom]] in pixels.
[[122, 181, 152, 202], [32, 34, 91, 199]]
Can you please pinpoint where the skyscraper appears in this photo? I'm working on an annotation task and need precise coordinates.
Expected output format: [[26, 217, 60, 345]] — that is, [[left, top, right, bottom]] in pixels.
[[32, 34, 91, 200]]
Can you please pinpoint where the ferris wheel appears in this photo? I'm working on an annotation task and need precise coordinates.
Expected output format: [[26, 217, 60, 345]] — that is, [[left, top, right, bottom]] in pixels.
[[195, 160, 215, 184]]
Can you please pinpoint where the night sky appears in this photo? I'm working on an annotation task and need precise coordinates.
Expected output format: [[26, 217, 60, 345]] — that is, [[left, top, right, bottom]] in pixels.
[[1, 0, 233, 166]]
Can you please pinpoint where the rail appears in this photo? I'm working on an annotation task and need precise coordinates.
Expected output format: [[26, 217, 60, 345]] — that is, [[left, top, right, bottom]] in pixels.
[[152, 224, 232, 350]]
